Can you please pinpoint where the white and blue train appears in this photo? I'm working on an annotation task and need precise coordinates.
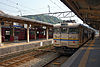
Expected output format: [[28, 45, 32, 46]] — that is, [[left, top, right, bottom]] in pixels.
[[53, 21, 95, 54]]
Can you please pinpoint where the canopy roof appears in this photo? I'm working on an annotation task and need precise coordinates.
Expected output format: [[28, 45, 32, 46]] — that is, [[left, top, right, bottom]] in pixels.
[[0, 11, 53, 27], [61, 0, 100, 30]]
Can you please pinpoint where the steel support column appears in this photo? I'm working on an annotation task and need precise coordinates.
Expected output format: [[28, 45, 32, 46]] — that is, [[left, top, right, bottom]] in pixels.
[[0, 22, 2, 46], [46, 27, 48, 40], [35, 29, 37, 40], [27, 24, 29, 43]]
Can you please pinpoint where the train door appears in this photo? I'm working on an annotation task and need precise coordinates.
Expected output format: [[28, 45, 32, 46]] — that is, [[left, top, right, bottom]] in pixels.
[[79, 27, 83, 44], [5, 29, 11, 41], [68, 28, 79, 47], [60, 27, 68, 46], [53, 27, 61, 45]]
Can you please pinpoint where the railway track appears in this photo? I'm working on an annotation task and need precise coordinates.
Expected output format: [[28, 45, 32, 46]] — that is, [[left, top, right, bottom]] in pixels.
[[43, 55, 71, 67], [0, 50, 46, 67], [0, 45, 55, 67]]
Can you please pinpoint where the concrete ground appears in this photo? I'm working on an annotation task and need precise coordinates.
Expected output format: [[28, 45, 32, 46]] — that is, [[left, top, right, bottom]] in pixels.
[[61, 36, 100, 67]]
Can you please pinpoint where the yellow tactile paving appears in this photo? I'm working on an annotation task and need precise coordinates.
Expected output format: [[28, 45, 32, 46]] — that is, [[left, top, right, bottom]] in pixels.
[[78, 40, 95, 67]]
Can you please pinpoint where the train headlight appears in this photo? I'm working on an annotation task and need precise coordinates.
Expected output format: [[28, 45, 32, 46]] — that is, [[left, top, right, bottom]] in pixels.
[[55, 40, 56, 42], [73, 41, 75, 43]]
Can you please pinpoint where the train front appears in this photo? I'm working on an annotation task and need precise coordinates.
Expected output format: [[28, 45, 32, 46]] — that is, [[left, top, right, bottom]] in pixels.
[[53, 23, 80, 54]]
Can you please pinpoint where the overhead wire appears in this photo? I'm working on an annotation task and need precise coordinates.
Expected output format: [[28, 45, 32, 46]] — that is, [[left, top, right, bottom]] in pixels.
[[0, 7, 18, 13], [0, 1, 38, 15], [7, 0, 63, 15], [0, 0, 34, 15], [6, 0, 44, 13], [0, 2, 23, 16], [0, 1, 18, 9], [56, 0, 77, 19], [49, 0, 65, 11], [56, 0, 68, 9], [0, 0, 74, 17]]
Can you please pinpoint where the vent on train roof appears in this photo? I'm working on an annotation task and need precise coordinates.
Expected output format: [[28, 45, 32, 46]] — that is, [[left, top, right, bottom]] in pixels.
[[63, 20, 76, 23]]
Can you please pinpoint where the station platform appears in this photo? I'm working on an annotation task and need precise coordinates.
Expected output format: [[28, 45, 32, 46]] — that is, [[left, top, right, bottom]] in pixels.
[[0, 39, 53, 57], [61, 36, 100, 67]]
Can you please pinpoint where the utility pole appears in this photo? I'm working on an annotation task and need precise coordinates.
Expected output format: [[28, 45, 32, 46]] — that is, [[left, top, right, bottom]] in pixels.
[[48, 5, 50, 13], [18, 10, 22, 16], [16, 3, 22, 16]]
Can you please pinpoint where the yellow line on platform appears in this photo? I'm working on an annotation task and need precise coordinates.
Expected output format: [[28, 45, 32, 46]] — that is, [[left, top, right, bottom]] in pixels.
[[78, 48, 90, 67], [78, 40, 95, 67]]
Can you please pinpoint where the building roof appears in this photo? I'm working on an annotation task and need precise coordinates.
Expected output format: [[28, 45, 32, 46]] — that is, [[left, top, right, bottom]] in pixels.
[[0, 11, 53, 27]]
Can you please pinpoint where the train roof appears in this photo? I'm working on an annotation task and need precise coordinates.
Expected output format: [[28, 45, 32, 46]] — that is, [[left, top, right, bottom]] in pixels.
[[54, 23, 95, 31], [54, 23, 80, 27]]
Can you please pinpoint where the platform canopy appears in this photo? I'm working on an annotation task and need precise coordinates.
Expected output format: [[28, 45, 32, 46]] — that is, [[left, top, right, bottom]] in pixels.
[[61, 0, 100, 30], [0, 11, 53, 27]]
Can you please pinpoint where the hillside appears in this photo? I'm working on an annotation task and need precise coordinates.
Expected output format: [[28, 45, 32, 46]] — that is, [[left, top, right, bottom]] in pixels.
[[22, 14, 62, 24]]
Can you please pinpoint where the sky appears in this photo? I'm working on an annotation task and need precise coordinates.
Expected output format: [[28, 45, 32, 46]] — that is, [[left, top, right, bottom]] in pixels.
[[0, 0, 83, 23]]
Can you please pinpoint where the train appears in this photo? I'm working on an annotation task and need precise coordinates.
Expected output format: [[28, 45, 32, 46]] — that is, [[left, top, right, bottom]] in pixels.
[[53, 22, 95, 54]]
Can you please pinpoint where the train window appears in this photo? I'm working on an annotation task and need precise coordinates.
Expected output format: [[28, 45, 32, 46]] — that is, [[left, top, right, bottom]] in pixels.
[[61, 28, 67, 33], [69, 28, 79, 34], [54, 28, 60, 34]]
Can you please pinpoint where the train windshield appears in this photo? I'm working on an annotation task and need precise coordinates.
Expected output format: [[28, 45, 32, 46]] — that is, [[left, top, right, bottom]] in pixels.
[[68, 28, 79, 34], [61, 27, 68, 33], [54, 28, 60, 34]]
